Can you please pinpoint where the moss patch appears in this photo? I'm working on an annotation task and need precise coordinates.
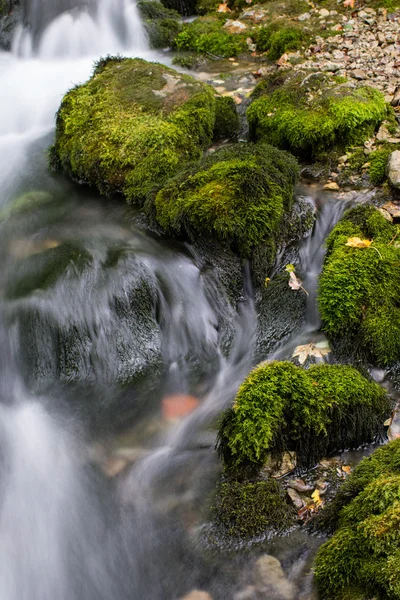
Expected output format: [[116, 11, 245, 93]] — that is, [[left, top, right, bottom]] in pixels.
[[315, 439, 400, 600], [319, 205, 400, 366], [216, 361, 390, 471], [213, 477, 295, 539], [173, 16, 248, 58], [154, 142, 299, 257], [50, 57, 217, 204], [254, 21, 308, 59], [247, 71, 388, 158], [214, 96, 240, 140], [138, 1, 182, 49]]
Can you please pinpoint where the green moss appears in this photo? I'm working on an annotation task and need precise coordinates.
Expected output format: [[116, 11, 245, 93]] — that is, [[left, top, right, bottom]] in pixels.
[[196, 0, 219, 14], [212, 477, 295, 539], [171, 53, 205, 69], [173, 16, 248, 58], [50, 57, 217, 204], [369, 146, 392, 185], [138, 1, 182, 48], [319, 205, 400, 366], [247, 71, 388, 158], [154, 142, 299, 257], [315, 440, 400, 600], [213, 96, 239, 140], [216, 361, 390, 470], [254, 22, 307, 59]]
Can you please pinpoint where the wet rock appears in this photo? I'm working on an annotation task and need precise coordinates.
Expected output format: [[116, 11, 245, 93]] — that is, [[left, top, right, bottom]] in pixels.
[[287, 478, 314, 493], [323, 182, 340, 191], [387, 151, 400, 189], [0, 0, 21, 50], [287, 488, 305, 510], [223, 19, 247, 33], [255, 555, 297, 600], [234, 586, 261, 600]]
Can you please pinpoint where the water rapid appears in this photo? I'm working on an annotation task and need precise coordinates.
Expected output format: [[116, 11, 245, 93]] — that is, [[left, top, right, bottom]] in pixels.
[[0, 3, 348, 599]]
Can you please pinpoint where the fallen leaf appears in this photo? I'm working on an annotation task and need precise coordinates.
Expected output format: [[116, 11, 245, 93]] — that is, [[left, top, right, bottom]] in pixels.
[[217, 2, 231, 11], [342, 465, 352, 474], [288, 270, 303, 290], [292, 342, 331, 365], [311, 489, 323, 507], [384, 417, 392, 427], [285, 264, 296, 273], [345, 237, 373, 248], [264, 277, 271, 287], [343, 0, 354, 7]]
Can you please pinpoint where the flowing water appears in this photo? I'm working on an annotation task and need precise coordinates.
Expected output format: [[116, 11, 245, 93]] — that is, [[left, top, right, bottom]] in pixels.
[[0, 3, 348, 599]]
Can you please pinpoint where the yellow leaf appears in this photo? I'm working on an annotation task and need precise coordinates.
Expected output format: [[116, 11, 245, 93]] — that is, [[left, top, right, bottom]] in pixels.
[[342, 465, 352, 474], [345, 237, 373, 248], [264, 277, 271, 288], [311, 489, 323, 507]]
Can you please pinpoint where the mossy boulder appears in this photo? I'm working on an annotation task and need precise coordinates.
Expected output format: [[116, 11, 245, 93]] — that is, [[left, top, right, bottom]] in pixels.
[[217, 361, 390, 471], [319, 205, 400, 366], [154, 142, 299, 257], [138, 1, 182, 49], [214, 96, 240, 141], [50, 57, 219, 204], [314, 439, 400, 600], [247, 71, 388, 158], [173, 16, 248, 58], [254, 21, 308, 59], [213, 477, 295, 539]]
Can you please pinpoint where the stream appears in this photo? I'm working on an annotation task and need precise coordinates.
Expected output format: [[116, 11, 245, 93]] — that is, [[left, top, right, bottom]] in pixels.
[[0, 2, 349, 599]]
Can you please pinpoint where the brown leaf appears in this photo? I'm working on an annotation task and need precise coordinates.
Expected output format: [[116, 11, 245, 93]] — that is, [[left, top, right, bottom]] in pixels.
[[217, 2, 231, 11], [288, 271, 303, 291], [292, 342, 331, 365]]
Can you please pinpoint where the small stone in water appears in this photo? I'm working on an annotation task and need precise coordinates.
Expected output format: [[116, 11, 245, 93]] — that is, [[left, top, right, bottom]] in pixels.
[[287, 488, 305, 509], [287, 478, 314, 493]]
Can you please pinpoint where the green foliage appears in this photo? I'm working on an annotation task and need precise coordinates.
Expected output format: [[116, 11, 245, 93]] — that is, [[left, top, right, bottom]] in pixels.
[[319, 205, 400, 365], [247, 71, 388, 158], [171, 53, 204, 69], [315, 440, 400, 600], [369, 146, 392, 185], [196, 0, 219, 14], [213, 96, 239, 140], [154, 143, 299, 256], [138, 1, 182, 48], [254, 22, 306, 59], [216, 361, 390, 470], [173, 16, 248, 57], [50, 58, 217, 204], [213, 477, 295, 538]]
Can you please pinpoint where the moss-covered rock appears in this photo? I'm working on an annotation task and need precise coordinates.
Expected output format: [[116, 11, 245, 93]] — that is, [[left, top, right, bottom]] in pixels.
[[214, 96, 240, 141], [314, 439, 400, 600], [50, 57, 218, 204], [319, 205, 400, 366], [254, 21, 307, 59], [369, 146, 393, 185], [213, 477, 295, 539], [173, 16, 248, 58], [217, 361, 390, 471], [138, 1, 182, 49], [154, 142, 299, 257], [247, 71, 388, 158]]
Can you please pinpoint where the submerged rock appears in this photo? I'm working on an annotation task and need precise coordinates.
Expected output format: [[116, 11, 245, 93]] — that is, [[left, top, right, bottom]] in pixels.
[[255, 555, 297, 600], [50, 57, 222, 204]]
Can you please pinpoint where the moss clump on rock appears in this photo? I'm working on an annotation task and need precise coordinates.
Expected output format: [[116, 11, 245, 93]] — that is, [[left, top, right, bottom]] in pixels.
[[154, 142, 299, 257], [319, 205, 400, 366], [214, 96, 240, 140], [314, 439, 400, 600], [254, 21, 307, 59], [213, 477, 295, 539], [247, 71, 388, 158], [173, 16, 248, 58], [50, 57, 217, 204], [369, 146, 392, 185], [217, 361, 390, 471], [138, 1, 182, 48]]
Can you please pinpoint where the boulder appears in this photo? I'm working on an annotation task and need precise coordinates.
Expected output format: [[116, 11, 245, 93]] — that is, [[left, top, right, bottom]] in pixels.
[[255, 555, 297, 600]]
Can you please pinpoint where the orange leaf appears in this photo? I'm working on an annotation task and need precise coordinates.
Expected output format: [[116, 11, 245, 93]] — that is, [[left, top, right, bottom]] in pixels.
[[217, 2, 231, 11]]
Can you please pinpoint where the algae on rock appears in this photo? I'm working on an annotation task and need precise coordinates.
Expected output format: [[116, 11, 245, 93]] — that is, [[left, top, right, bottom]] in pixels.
[[315, 439, 400, 600], [319, 205, 400, 366], [216, 361, 390, 471], [247, 71, 388, 158], [50, 57, 220, 204]]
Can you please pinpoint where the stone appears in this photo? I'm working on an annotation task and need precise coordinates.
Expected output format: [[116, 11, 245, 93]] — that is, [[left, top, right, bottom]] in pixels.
[[269, 451, 297, 478], [319, 8, 330, 18], [391, 86, 400, 106], [298, 12, 311, 21], [255, 555, 297, 600], [323, 182, 340, 191], [180, 591, 213, 600], [382, 200, 400, 219], [322, 62, 341, 72], [387, 151, 400, 189], [287, 488, 305, 509], [378, 207, 394, 222], [287, 478, 314, 493], [223, 19, 247, 33], [350, 69, 368, 80], [376, 123, 391, 141]]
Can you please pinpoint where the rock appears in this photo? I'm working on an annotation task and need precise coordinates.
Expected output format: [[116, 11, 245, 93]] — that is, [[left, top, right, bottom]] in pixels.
[[255, 555, 297, 600], [378, 207, 393, 222], [270, 452, 297, 478], [323, 182, 340, 191], [287, 478, 314, 493], [287, 488, 305, 510], [234, 586, 260, 600], [319, 8, 330, 18], [391, 86, 400, 106], [322, 62, 341, 72], [180, 591, 213, 600], [101, 457, 129, 478], [382, 201, 400, 219], [387, 151, 400, 189], [376, 123, 391, 141], [350, 69, 368, 80], [298, 12, 311, 21], [162, 394, 199, 420], [223, 19, 247, 33]]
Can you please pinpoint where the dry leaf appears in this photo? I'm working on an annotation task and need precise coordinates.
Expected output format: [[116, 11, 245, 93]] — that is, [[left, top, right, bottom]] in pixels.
[[311, 489, 323, 507], [288, 271, 303, 290], [342, 465, 352, 474], [264, 277, 271, 288], [343, 0, 355, 7], [217, 2, 231, 11], [345, 237, 373, 248], [292, 342, 331, 365]]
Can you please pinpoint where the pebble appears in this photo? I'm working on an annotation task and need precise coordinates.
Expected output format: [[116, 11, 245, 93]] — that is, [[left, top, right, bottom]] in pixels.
[[287, 488, 305, 509], [323, 182, 340, 191]]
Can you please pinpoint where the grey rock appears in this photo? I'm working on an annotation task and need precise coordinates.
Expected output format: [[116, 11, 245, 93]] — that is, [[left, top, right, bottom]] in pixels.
[[387, 150, 400, 189]]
